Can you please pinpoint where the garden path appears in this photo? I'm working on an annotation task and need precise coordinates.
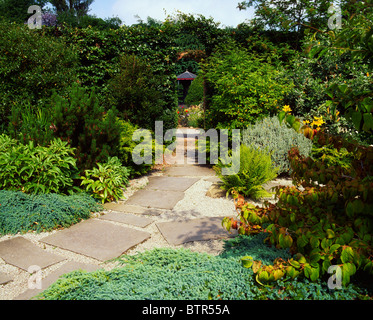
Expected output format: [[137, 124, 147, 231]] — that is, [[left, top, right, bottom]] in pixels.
[[0, 128, 242, 300]]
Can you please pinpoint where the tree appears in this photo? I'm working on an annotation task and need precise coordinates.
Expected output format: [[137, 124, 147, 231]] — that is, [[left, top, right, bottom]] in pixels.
[[308, 0, 373, 134], [0, 0, 47, 23], [239, 0, 334, 30], [49, 0, 93, 17]]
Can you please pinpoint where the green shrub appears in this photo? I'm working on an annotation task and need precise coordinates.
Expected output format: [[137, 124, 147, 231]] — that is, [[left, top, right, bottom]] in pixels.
[[242, 116, 313, 175], [7, 103, 54, 147], [81, 157, 130, 203], [0, 190, 102, 235], [0, 21, 78, 127], [49, 84, 121, 172], [214, 144, 278, 199], [202, 43, 293, 129], [107, 54, 177, 132], [184, 75, 204, 106], [117, 119, 153, 178], [0, 134, 79, 194]]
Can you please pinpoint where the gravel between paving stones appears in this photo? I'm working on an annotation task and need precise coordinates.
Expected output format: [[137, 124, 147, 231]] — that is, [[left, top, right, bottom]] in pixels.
[[0, 170, 239, 300], [0, 128, 294, 300]]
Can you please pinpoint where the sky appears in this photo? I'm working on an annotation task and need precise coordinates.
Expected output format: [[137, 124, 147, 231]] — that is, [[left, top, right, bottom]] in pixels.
[[88, 0, 255, 27]]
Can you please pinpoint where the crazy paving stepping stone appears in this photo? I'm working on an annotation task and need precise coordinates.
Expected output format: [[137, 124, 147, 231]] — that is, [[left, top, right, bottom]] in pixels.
[[0, 237, 65, 271], [145, 176, 199, 192], [124, 189, 185, 210], [103, 203, 164, 216], [164, 165, 215, 177], [156, 216, 237, 246], [40, 219, 150, 261], [0, 272, 13, 285], [99, 211, 153, 228]]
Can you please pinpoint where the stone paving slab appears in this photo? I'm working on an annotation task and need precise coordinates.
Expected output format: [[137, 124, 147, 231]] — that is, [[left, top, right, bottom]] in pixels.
[[103, 203, 164, 216], [145, 176, 199, 192], [0, 272, 13, 285], [125, 189, 185, 210], [40, 219, 151, 261], [14, 261, 101, 300], [156, 216, 237, 246], [99, 211, 153, 228], [0, 237, 65, 271], [165, 165, 215, 177]]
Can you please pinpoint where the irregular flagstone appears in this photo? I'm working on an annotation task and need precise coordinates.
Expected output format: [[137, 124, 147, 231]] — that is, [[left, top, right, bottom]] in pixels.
[[156, 216, 237, 246], [124, 189, 185, 210], [99, 211, 153, 228], [40, 219, 150, 261], [145, 176, 199, 192], [0, 272, 13, 285], [14, 261, 101, 300], [165, 165, 215, 177], [103, 203, 164, 216], [0, 237, 65, 271]]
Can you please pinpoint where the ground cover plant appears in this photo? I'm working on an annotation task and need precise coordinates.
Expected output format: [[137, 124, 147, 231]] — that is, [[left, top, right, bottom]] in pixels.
[[0, 190, 102, 235], [36, 234, 369, 300]]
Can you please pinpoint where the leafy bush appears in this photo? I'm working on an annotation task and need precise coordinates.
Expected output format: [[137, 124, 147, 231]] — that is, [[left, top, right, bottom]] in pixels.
[[7, 103, 54, 147], [242, 116, 313, 175], [0, 190, 102, 235], [214, 144, 278, 199], [0, 134, 79, 194], [202, 43, 293, 129], [81, 157, 129, 203], [0, 21, 78, 126], [37, 241, 368, 300], [117, 119, 153, 178], [184, 75, 204, 106], [223, 131, 373, 287], [106, 53, 177, 132]]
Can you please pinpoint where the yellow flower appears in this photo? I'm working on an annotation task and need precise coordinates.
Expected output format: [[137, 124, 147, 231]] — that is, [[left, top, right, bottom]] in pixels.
[[311, 116, 325, 128], [304, 120, 310, 125], [282, 105, 292, 113]]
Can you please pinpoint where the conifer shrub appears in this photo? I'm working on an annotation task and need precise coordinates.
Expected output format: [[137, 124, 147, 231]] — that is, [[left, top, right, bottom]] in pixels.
[[0, 190, 102, 235], [37, 239, 368, 300], [242, 116, 313, 175], [49, 84, 121, 172]]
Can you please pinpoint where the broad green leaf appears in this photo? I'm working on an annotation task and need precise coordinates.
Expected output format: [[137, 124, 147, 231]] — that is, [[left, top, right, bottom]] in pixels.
[[240, 256, 254, 268]]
